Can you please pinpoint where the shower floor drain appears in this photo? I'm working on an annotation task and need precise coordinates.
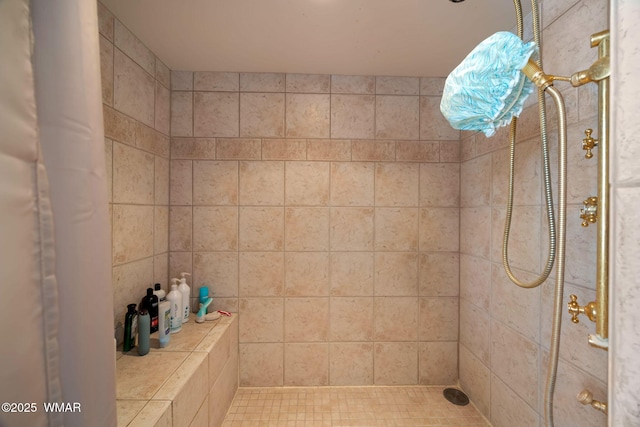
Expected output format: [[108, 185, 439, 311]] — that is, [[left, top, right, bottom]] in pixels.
[[443, 388, 470, 406]]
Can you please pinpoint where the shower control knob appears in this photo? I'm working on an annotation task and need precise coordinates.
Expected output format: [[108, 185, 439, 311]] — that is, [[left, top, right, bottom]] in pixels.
[[582, 129, 598, 159], [568, 294, 597, 324], [577, 389, 607, 414], [580, 196, 598, 227]]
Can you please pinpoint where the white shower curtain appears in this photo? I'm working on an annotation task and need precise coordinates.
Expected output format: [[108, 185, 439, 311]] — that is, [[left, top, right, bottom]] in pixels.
[[0, 0, 116, 426]]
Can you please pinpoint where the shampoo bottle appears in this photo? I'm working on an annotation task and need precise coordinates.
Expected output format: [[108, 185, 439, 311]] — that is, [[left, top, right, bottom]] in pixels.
[[178, 273, 191, 323], [158, 298, 171, 348], [166, 279, 183, 333], [123, 304, 137, 352], [153, 283, 166, 301], [141, 288, 159, 333], [137, 309, 150, 356]]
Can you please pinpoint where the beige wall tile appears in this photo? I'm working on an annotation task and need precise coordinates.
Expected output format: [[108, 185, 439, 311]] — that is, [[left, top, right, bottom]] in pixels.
[[376, 77, 419, 95], [105, 138, 113, 202], [419, 252, 459, 296], [461, 154, 492, 208], [240, 73, 285, 92], [97, 2, 114, 41], [238, 207, 284, 251], [375, 163, 419, 207], [419, 208, 459, 252], [459, 299, 490, 365], [491, 374, 540, 427], [418, 341, 458, 385], [376, 96, 419, 140], [155, 156, 169, 205], [194, 72, 239, 92], [330, 162, 374, 206], [155, 59, 170, 89], [171, 71, 193, 91], [99, 35, 113, 106], [491, 320, 539, 408], [330, 207, 374, 251], [459, 344, 490, 418], [239, 252, 284, 297], [286, 73, 330, 93], [396, 140, 439, 162], [329, 297, 373, 341], [374, 252, 418, 296], [284, 161, 330, 206], [155, 82, 170, 135], [306, 139, 351, 161], [459, 207, 490, 257], [169, 160, 192, 205], [329, 343, 374, 385], [169, 206, 192, 252], [419, 297, 458, 341], [262, 139, 306, 160], [193, 252, 239, 298], [239, 343, 284, 386], [239, 161, 284, 205], [490, 206, 540, 270], [440, 140, 461, 163], [169, 252, 192, 281], [419, 163, 460, 207], [284, 207, 330, 251], [192, 206, 238, 251], [216, 138, 261, 160], [193, 92, 239, 137], [114, 49, 155, 127], [104, 105, 136, 145], [460, 254, 490, 311], [113, 20, 155, 75], [113, 258, 154, 326], [420, 96, 460, 141], [284, 252, 330, 296], [171, 138, 216, 160], [113, 205, 154, 265], [330, 94, 375, 139], [154, 206, 169, 255], [284, 297, 329, 342], [330, 75, 375, 94], [135, 122, 169, 157], [330, 252, 374, 296], [284, 343, 329, 386], [240, 93, 285, 138], [374, 297, 418, 341], [193, 161, 238, 206], [419, 77, 445, 96], [286, 94, 330, 138], [113, 142, 154, 204], [374, 342, 418, 385], [239, 298, 284, 342], [351, 140, 395, 161], [170, 91, 193, 137]]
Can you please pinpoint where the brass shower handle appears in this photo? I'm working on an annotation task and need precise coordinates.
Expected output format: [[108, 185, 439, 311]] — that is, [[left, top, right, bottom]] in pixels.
[[580, 196, 598, 227], [582, 129, 598, 159], [568, 294, 597, 323]]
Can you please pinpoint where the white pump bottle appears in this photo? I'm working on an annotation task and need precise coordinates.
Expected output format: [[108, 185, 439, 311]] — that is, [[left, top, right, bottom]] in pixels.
[[167, 279, 183, 333], [178, 272, 191, 323]]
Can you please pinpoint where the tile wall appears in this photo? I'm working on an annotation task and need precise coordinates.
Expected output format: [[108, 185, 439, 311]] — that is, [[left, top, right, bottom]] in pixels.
[[168, 72, 461, 386], [98, 3, 171, 334], [458, 0, 609, 426]]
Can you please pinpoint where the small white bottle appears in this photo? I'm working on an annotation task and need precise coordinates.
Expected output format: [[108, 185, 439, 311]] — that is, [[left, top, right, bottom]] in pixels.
[[178, 272, 191, 323], [166, 279, 183, 333]]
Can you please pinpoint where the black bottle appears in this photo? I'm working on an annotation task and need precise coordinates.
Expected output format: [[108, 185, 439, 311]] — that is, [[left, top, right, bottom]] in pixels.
[[123, 304, 137, 352], [140, 288, 159, 334]]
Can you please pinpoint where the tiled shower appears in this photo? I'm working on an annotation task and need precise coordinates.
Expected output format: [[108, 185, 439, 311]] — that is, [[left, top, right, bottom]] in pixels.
[[101, 0, 610, 425]]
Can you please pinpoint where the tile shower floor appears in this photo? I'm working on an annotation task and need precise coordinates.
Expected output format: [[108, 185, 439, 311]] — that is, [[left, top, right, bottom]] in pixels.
[[222, 386, 490, 427]]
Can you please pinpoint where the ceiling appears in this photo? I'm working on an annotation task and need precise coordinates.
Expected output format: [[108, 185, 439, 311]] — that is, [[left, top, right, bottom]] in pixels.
[[101, 0, 530, 78]]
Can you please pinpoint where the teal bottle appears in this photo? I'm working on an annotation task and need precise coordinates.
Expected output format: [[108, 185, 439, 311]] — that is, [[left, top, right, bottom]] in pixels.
[[123, 304, 137, 352], [137, 309, 150, 356]]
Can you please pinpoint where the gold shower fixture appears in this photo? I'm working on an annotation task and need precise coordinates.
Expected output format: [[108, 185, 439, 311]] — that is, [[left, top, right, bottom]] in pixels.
[[577, 389, 607, 414], [582, 129, 598, 159], [580, 196, 598, 227], [567, 294, 597, 324]]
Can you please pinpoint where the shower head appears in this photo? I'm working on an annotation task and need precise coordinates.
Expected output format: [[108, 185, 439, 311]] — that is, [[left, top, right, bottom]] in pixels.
[[440, 31, 538, 137]]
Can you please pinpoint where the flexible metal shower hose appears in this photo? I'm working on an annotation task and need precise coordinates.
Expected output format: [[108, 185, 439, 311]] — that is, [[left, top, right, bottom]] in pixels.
[[505, 1, 568, 426]]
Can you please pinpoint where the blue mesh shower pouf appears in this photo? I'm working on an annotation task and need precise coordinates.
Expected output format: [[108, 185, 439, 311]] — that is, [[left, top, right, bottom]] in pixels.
[[440, 31, 538, 137]]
